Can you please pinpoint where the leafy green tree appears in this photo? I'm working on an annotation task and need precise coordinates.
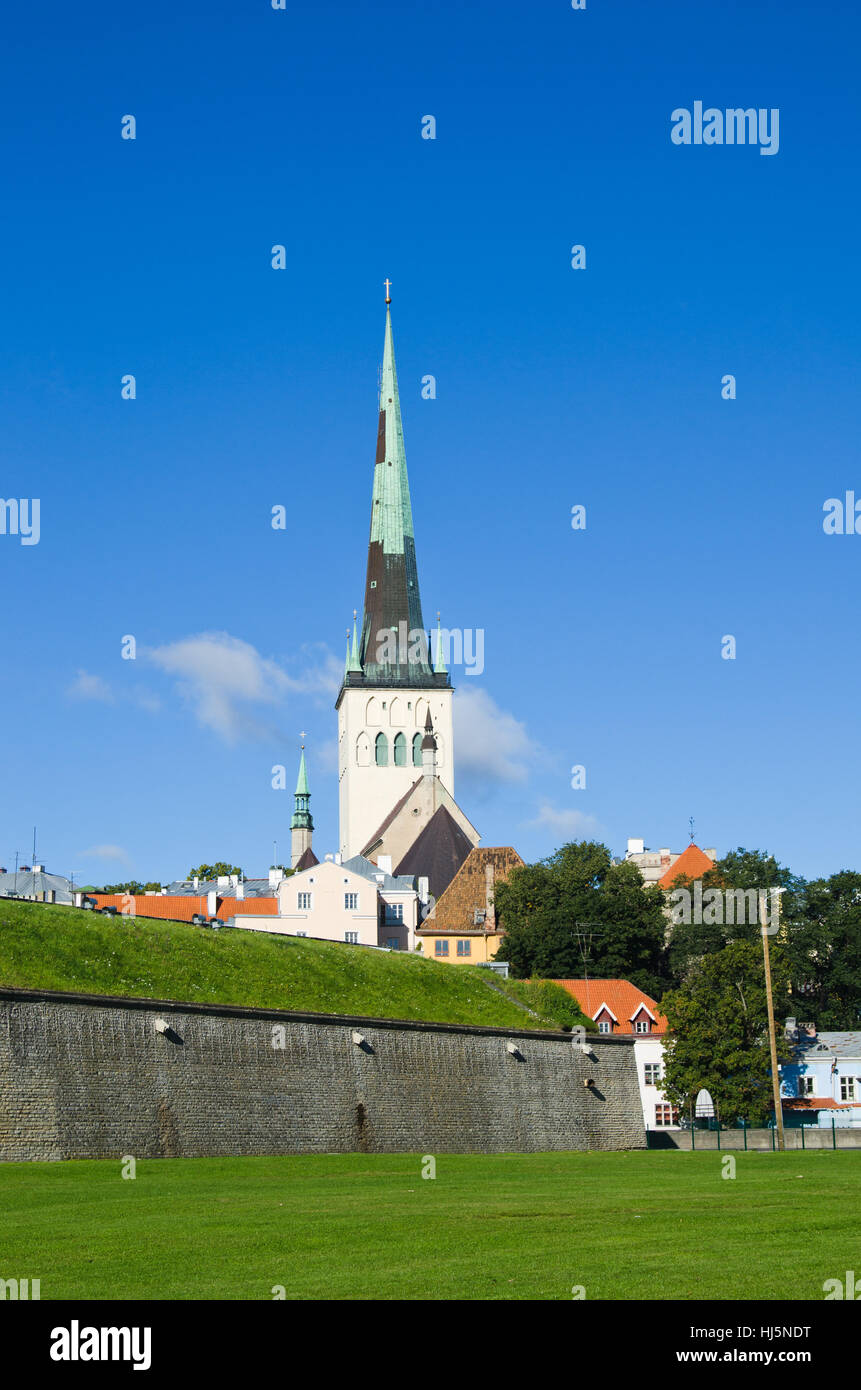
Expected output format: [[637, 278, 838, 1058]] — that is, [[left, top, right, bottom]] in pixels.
[[99, 880, 162, 894], [494, 841, 668, 996], [780, 871, 861, 1029], [660, 940, 791, 1125], [188, 862, 243, 881], [665, 846, 801, 986]]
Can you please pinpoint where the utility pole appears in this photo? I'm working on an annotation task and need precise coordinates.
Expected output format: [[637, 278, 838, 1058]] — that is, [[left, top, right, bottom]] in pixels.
[[760, 889, 785, 1153]]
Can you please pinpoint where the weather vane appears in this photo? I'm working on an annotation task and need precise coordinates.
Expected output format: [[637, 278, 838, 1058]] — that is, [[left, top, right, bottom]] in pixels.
[[689, 816, 695, 844]]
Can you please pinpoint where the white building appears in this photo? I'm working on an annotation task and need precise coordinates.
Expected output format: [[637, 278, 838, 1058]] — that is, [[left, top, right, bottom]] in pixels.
[[554, 979, 678, 1130], [233, 854, 421, 952]]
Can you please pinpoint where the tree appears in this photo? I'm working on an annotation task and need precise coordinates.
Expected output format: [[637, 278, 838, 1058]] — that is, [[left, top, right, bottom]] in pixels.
[[494, 841, 668, 996], [665, 846, 801, 987], [660, 940, 791, 1125], [780, 871, 861, 1029], [187, 862, 243, 881], [99, 880, 162, 895]]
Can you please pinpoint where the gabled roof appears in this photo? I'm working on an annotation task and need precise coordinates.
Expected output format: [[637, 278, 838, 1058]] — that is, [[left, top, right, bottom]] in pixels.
[[419, 845, 525, 932], [781, 1098, 861, 1111], [295, 847, 319, 871], [394, 807, 474, 900], [657, 843, 716, 889], [362, 777, 423, 854], [553, 980, 668, 1036]]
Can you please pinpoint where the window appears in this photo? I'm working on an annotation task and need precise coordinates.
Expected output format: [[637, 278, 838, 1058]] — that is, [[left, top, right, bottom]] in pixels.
[[375, 732, 388, 766], [840, 1076, 857, 1101], [297, 893, 312, 910], [386, 937, 399, 950], [344, 893, 358, 910], [634, 1019, 651, 1034], [345, 931, 359, 944], [598, 1020, 612, 1034], [654, 1104, 678, 1128], [644, 1063, 662, 1086], [386, 902, 403, 921], [456, 940, 471, 957], [393, 731, 407, 766], [435, 939, 449, 956], [412, 733, 423, 767], [799, 1076, 815, 1096]]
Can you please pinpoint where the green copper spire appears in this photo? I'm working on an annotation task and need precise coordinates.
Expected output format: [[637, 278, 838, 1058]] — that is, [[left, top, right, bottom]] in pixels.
[[347, 609, 361, 673], [434, 611, 447, 675], [291, 745, 313, 831], [356, 294, 436, 686]]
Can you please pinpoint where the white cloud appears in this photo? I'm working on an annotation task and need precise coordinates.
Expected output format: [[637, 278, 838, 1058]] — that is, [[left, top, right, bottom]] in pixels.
[[525, 804, 601, 837], [145, 631, 339, 744], [80, 844, 131, 864], [454, 687, 535, 785], [68, 670, 115, 703]]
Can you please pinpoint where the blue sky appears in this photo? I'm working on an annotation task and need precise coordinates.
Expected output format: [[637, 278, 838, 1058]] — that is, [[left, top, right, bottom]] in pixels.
[[1, 0, 859, 885]]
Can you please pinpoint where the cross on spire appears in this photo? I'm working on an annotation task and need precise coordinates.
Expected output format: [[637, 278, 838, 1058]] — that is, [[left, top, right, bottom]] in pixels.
[[384, 277, 392, 304]]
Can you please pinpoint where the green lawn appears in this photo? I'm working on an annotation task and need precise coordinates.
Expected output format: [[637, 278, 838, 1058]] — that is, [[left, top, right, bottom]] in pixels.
[[1, 1151, 856, 1300], [0, 898, 584, 1030]]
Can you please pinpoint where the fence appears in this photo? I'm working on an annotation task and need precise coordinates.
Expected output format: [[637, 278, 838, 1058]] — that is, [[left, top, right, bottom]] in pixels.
[[646, 1117, 861, 1150]]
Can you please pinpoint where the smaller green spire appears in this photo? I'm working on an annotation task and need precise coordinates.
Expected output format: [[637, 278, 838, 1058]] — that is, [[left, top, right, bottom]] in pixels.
[[291, 744, 313, 831], [434, 611, 447, 675], [347, 609, 362, 674]]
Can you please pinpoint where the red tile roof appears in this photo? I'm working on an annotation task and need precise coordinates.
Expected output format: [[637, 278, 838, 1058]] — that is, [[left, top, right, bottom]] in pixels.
[[91, 893, 278, 922], [782, 1098, 860, 1111], [657, 843, 716, 889], [551, 979, 668, 1035]]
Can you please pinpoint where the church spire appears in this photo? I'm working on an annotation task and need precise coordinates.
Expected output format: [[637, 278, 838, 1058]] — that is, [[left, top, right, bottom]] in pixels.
[[290, 741, 314, 869], [353, 292, 441, 688]]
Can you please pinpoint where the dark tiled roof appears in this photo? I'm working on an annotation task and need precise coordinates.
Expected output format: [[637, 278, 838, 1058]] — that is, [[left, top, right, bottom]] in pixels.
[[295, 848, 319, 871], [394, 806, 473, 900], [422, 846, 524, 933]]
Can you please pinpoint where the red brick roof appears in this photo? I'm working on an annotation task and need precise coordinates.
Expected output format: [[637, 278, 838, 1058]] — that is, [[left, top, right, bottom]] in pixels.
[[782, 1097, 860, 1111], [91, 893, 278, 922], [551, 979, 668, 1035], [657, 843, 715, 889]]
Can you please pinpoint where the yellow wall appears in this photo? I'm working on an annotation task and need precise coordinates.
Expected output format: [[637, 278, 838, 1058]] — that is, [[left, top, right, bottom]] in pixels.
[[418, 933, 502, 963]]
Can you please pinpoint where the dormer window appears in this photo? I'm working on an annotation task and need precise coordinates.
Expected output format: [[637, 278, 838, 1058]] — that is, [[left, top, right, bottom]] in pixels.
[[635, 1019, 651, 1034]]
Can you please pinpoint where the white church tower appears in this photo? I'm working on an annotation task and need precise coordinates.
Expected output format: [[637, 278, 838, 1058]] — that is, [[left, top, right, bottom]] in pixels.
[[336, 289, 454, 860]]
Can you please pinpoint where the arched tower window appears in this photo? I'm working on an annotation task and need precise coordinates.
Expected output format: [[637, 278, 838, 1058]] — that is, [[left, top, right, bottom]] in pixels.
[[412, 733, 423, 767], [393, 732, 407, 766], [375, 732, 389, 767]]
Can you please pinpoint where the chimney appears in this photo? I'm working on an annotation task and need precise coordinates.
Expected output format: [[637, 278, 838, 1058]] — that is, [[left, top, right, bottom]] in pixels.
[[33, 863, 45, 874], [193, 876, 199, 890], [377, 855, 392, 875], [485, 862, 496, 929], [659, 848, 671, 865], [705, 848, 717, 861], [236, 879, 245, 900], [334, 852, 343, 866], [417, 875, 429, 905], [206, 890, 218, 916], [268, 867, 284, 888], [627, 838, 644, 857]]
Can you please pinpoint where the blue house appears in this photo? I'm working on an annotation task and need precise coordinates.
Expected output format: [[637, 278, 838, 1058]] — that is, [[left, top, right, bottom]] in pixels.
[[779, 1023, 861, 1128]]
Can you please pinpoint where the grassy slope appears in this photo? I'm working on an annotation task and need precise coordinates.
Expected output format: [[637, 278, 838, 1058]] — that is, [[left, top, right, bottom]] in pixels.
[[0, 898, 582, 1030], [1, 1151, 857, 1300]]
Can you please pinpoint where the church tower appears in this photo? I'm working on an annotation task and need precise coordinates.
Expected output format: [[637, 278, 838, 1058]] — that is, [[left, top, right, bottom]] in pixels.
[[336, 291, 454, 860], [290, 745, 314, 869]]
